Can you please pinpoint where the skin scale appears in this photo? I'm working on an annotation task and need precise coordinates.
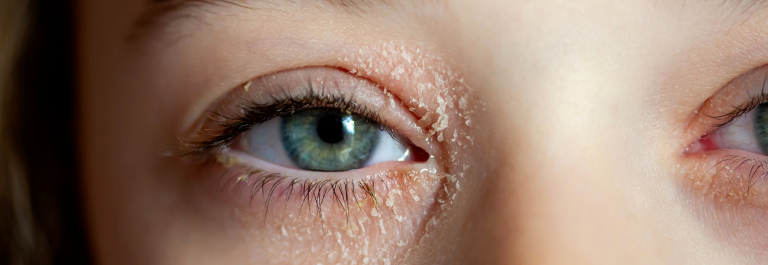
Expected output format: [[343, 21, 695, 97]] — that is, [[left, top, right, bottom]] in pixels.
[[78, 0, 768, 264]]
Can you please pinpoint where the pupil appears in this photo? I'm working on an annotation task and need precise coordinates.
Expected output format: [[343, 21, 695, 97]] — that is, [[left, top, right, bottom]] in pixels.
[[316, 114, 346, 144]]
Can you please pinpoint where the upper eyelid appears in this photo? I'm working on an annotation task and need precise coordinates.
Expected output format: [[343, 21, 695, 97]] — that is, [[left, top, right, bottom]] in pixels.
[[703, 91, 768, 129], [686, 66, 768, 139], [703, 68, 768, 125]]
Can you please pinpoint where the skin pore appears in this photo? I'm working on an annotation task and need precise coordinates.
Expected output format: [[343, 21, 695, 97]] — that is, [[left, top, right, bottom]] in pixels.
[[77, 0, 768, 264]]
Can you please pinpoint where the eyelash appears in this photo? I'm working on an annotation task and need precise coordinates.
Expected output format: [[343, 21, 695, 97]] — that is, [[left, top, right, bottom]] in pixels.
[[705, 154, 768, 196], [700, 70, 768, 130], [219, 164, 403, 219]]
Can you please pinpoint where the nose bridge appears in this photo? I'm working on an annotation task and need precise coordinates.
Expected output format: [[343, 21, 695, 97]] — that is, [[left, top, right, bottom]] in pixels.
[[446, 3, 660, 264], [463, 71, 639, 265]]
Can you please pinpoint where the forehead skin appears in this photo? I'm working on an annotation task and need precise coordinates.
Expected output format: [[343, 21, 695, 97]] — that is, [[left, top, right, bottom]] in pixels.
[[78, 0, 768, 264]]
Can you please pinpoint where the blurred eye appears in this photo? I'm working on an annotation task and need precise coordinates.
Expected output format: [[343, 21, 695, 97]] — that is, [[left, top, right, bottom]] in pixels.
[[236, 108, 421, 172]]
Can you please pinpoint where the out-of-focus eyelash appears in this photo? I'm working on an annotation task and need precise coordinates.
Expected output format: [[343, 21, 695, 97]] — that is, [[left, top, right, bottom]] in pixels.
[[704, 77, 768, 128]]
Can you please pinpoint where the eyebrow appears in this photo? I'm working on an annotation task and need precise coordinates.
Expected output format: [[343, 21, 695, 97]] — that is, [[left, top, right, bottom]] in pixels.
[[131, 0, 768, 42], [130, 0, 401, 41]]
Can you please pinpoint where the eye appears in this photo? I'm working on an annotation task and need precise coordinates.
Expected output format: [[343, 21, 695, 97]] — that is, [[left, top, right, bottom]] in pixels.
[[185, 66, 443, 226], [236, 108, 423, 172]]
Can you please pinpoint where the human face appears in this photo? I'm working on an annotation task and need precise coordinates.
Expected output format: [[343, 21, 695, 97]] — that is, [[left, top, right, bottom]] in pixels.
[[78, 0, 768, 264]]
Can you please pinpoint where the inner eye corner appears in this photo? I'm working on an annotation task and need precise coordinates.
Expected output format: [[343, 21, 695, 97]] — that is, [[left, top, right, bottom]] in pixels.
[[408, 145, 431, 162]]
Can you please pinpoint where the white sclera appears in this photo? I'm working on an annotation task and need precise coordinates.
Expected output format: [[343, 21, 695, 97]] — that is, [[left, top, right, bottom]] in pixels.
[[715, 109, 763, 153], [244, 116, 410, 170], [244, 117, 295, 167], [363, 130, 410, 167]]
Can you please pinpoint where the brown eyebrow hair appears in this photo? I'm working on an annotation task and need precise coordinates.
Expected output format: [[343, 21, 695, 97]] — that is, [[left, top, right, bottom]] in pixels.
[[129, 0, 403, 42], [130, 0, 768, 43]]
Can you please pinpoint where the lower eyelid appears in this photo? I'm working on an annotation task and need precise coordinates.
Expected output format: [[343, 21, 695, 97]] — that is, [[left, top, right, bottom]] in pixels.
[[219, 150, 439, 181], [683, 66, 768, 145], [683, 150, 768, 207], [206, 150, 444, 221]]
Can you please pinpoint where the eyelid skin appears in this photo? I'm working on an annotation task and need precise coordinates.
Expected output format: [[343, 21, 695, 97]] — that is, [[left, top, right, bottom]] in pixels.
[[682, 150, 768, 206]]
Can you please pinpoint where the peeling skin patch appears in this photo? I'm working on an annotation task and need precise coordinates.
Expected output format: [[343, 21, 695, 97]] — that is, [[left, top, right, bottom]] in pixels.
[[337, 40, 476, 146], [208, 153, 448, 264], [335, 39, 480, 263], [217, 154, 239, 167], [243, 80, 252, 92]]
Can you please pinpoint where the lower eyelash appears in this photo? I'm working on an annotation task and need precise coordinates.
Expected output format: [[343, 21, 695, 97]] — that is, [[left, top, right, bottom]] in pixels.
[[696, 155, 768, 201], [218, 163, 402, 220]]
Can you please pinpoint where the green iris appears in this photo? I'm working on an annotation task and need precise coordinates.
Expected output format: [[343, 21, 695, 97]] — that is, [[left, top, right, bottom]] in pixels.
[[281, 109, 380, 171], [755, 104, 768, 153]]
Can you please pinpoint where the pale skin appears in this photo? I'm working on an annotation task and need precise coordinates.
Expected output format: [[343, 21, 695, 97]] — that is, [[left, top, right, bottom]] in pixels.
[[77, 0, 768, 264]]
